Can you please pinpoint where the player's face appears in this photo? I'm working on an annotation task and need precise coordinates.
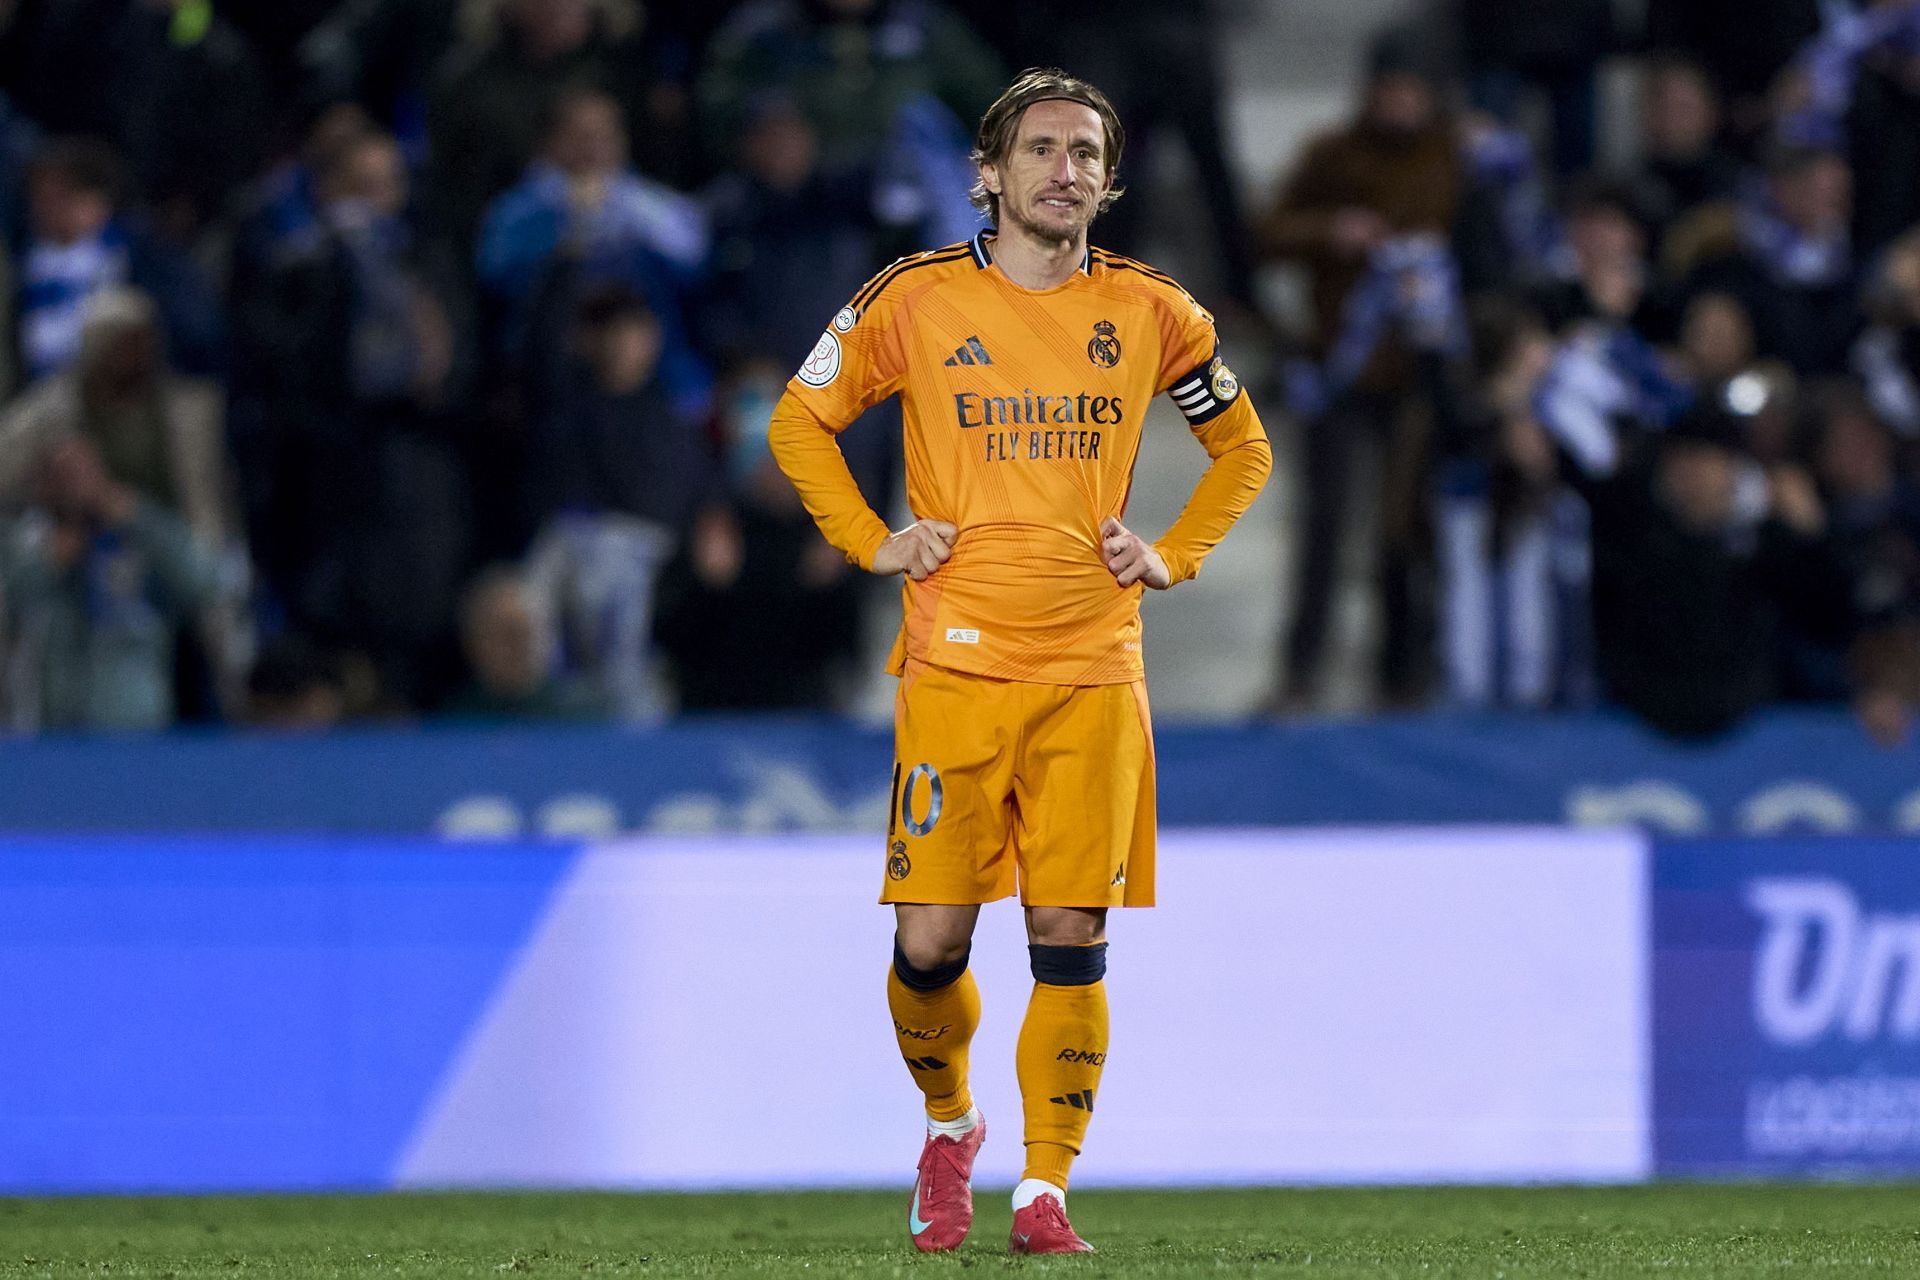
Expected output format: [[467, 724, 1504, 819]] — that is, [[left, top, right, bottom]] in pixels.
[[983, 100, 1111, 246]]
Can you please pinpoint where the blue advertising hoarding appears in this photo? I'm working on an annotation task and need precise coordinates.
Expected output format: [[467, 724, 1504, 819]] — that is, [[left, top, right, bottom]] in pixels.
[[0, 836, 578, 1190], [1653, 837, 1920, 1175], [0, 708, 1914, 836]]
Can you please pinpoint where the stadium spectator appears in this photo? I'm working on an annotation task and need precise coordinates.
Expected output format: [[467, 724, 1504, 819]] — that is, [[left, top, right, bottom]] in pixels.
[[423, 0, 682, 251], [1678, 291, 1762, 386], [525, 287, 708, 534], [0, 288, 230, 546], [699, 93, 906, 503], [518, 286, 712, 719], [233, 128, 473, 712], [1641, 0, 1821, 141], [476, 86, 710, 412], [297, 0, 462, 162], [229, 104, 378, 312], [654, 361, 862, 711], [0, 287, 244, 721], [1573, 390, 1850, 739], [1852, 224, 1920, 438], [443, 565, 607, 721], [1621, 57, 1745, 263], [1685, 146, 1860, 376], [1532, 179, 1674, 338], [1842, 8, 1920, 260], [0, 434, 219, 732], [1810, 381, 1920, 648], [698, 0, 1004, 176], [1261, 31, 1467, 707], [701, 93, 902, 372], [1455, 0, 1617, 176], [17, 139, 224, 385], [1433, 300, 1572, 708]]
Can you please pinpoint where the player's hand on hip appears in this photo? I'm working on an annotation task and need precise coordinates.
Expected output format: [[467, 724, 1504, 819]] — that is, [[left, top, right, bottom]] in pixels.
[[1100, 516, 1171, 589], [871, 518, 958, 581]]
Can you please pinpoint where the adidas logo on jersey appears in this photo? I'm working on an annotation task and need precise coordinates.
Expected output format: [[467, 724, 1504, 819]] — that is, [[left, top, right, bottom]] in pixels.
[[1048, 1089, 1096, 1112], [944, 336, 994, 366]]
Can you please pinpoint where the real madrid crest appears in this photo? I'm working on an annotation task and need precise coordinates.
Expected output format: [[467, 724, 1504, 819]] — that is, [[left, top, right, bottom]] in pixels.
[[1208, 356, 1240, 402], [1087, 318, 1122, 368], [888, 840, 911, 881]]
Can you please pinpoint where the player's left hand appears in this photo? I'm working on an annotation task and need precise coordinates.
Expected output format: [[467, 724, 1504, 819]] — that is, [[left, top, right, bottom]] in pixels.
[[1100, 516, 1171, 590]]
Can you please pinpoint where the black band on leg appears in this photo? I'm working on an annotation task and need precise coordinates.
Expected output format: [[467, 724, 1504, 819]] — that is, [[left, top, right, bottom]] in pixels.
[[1029, 941, 1108, 986], [893, 937, 970, 991]]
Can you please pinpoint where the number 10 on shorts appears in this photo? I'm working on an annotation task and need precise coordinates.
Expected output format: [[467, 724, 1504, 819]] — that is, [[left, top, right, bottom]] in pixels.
[[895, 763, 942, 837]]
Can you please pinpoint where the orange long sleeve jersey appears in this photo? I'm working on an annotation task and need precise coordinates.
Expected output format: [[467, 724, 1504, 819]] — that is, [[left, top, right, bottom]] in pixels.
[[769, 230, 1273, 686]]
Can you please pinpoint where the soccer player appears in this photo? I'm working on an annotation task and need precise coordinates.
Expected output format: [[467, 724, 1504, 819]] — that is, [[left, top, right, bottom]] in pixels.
[[768, 68, 1272, 1254]]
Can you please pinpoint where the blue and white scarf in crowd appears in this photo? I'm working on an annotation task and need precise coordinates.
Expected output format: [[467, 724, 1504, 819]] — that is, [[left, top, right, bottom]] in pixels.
[[327, 200, 422, 402], [1465, 122, 1567, 283], [1854, 325, 1920, 438], [19, 224, 130, 382], [1738, 178, 1852, 287], [1533, 325, 1692, 477], [1283, 233, 1467, 419], [1783, 0, 1920, 148]]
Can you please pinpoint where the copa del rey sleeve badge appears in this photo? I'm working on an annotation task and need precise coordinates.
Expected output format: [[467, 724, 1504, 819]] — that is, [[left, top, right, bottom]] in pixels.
[[797, 329, 842, 387]]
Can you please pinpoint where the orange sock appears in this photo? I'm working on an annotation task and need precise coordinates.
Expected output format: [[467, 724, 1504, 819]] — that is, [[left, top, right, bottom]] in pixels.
[[1016, 944, 1110, 1190], [886, 944, 980, 1122]]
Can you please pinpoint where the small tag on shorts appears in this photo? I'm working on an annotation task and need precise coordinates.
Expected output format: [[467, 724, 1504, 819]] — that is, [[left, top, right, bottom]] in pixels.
[[945, 627, 981, 645]]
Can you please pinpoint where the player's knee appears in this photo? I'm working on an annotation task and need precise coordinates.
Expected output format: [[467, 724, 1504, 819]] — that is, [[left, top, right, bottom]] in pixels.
[[1029, 941, 1108, 986], [893, 934, 971, 991], [1027, 905, 1105, 948]]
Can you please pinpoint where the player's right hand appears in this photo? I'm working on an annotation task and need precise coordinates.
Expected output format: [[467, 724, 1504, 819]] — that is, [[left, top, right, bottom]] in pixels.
[[870, 519, 957, 581]]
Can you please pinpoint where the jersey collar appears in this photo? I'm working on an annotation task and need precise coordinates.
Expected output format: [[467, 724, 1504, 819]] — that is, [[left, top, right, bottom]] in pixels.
[[973, 227, 1092, 275]]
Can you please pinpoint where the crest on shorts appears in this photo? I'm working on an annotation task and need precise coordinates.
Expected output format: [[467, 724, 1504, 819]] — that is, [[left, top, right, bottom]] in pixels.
[[888, 840, 911, 880], [1087, 319, 1122, 368], [1209, 356, 1240, 402]]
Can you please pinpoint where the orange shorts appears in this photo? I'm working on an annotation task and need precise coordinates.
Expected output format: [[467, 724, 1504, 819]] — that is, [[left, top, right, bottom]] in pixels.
[[880, 659, 1157, 908]]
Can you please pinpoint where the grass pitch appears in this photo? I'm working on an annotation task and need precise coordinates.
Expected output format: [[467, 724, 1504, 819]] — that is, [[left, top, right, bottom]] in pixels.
[[5, 1185, 1920, 1278]]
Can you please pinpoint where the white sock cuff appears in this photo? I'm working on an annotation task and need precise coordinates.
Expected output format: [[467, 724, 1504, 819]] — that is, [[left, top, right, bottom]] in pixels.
[[926, 1105, 980, 1139], [1012, 1177, 1065, 1211]]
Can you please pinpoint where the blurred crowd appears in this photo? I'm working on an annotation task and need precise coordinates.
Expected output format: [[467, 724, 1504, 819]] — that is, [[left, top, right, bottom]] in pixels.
[[1, 0, 1919, 745], [1270, 0, 1920, 743]]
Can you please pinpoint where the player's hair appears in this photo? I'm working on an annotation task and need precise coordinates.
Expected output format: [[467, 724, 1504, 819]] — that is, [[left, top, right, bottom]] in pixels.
[[969, 67, 1125, 226]]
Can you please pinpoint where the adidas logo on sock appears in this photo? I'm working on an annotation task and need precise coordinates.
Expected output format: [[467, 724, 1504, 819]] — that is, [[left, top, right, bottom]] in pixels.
[[943, 336, 993, 366], [905, 1055, 950, 1072], [1048, 1089, 1096, 1112]]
